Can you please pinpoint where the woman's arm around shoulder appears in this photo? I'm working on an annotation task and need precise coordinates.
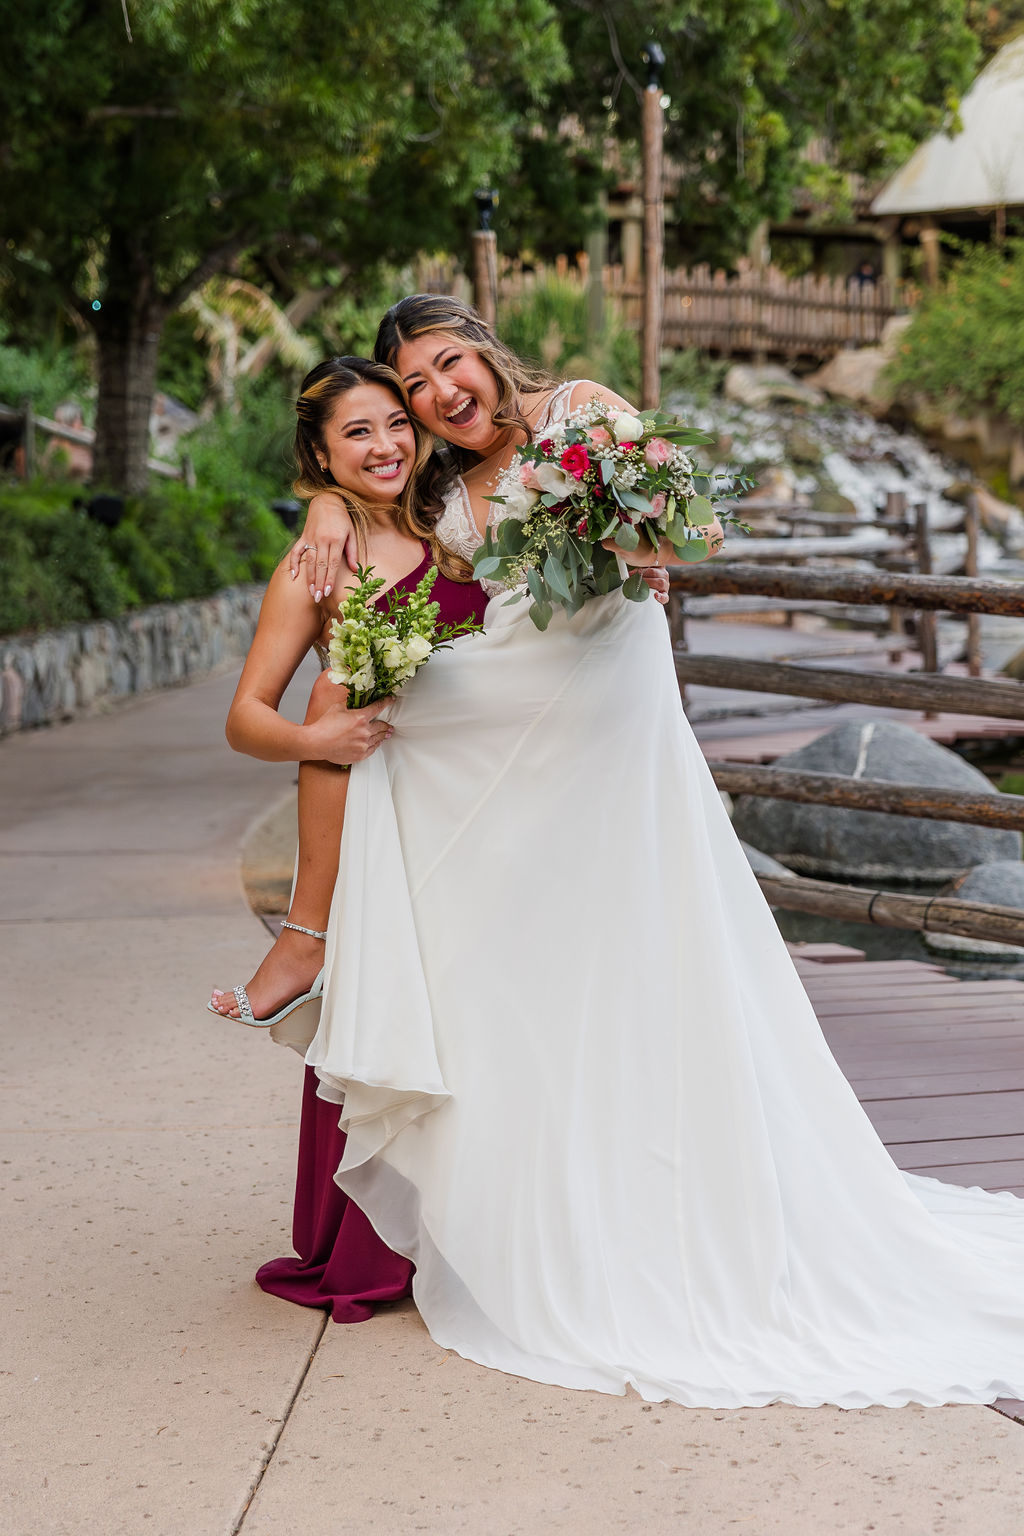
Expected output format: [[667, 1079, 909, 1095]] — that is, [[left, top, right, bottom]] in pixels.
[[287, 490, 358, 601]]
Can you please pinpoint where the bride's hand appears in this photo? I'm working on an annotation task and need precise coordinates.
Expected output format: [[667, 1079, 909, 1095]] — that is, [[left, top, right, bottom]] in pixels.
[[306, 696, 394, 765], [641, 567, 670, 604], [288, 492, 360, 601]]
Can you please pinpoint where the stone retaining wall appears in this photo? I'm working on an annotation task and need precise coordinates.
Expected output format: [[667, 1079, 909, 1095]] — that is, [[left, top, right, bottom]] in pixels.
[[0, 584, 265, 734]]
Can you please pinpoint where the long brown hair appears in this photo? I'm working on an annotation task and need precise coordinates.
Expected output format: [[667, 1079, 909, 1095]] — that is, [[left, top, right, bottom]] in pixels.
[[293, 356, 470, 582], [373, 294, 556, 470]]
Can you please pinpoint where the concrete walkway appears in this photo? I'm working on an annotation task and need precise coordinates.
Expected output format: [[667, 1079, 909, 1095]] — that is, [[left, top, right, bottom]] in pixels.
[[4, 666, 1024, 1536]]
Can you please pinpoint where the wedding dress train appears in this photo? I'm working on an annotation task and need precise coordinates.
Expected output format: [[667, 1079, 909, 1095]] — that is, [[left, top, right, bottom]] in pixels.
[[306, 584, 1024, 1409]]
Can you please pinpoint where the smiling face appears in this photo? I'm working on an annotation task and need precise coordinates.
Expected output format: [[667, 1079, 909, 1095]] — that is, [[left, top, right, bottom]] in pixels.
[[396, 332, 504, 455], [317, 383, 417, 501]]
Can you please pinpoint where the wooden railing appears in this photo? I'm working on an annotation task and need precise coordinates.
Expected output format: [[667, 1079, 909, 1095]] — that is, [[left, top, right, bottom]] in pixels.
[[415, 255, 911, 362], [669, 543, 1024, 947]]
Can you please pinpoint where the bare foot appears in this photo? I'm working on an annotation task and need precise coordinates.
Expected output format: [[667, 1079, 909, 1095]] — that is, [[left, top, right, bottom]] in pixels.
[[210, 926, 325, 1021]]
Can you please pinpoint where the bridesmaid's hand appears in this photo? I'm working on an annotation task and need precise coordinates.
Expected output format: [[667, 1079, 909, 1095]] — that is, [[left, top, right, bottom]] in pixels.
[[289, 492, 358, 602], [306, 696, 395, 765]]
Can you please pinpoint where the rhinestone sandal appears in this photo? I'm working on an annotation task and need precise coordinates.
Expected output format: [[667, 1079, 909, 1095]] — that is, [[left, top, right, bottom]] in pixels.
[[208, 921, 327, 1029]]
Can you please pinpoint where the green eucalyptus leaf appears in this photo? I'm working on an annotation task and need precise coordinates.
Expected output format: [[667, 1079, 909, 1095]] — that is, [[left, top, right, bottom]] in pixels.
[[529, 599, 553, 631], [543, 552, 572, 602], [601, 458, 616, 484], [686, 496, 716, 527], [614, 522, 640, 552], [472, 555, 505, 578], [678, 536, 709, 562]]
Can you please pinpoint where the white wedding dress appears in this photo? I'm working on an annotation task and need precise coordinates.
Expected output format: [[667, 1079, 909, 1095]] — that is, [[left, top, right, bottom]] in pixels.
[[305, 386, 1024, 1409]]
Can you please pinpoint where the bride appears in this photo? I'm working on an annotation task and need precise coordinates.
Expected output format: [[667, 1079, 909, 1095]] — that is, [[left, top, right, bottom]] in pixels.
[[292, 295, 1024, 1409]]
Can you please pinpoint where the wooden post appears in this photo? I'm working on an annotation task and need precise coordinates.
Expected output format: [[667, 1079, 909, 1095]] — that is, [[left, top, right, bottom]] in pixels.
[[919, 218, 941, 287], [965, 493, 983, 677], [640, 47, 665, 410], [585, 209, 607, 356], [669, 590, 688, 707], [913, 501, 939, 676], [472, 230, 498, 331], [885, 490, 906, 661], [21, 396, 35, 479]]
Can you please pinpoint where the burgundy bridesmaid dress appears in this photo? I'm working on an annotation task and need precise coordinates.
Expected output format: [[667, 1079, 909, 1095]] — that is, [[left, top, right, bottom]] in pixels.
[[256, 547, 488, 1321]]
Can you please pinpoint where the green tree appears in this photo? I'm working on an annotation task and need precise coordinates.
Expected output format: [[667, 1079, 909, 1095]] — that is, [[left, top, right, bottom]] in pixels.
[[0, 0, 565, 492], [497, 0, 979, 265]]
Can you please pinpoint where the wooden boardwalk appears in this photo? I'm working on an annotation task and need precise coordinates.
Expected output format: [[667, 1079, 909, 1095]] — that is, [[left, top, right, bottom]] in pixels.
[[794, 943, 1024, 1191], [794, 942, 1024, 1424]]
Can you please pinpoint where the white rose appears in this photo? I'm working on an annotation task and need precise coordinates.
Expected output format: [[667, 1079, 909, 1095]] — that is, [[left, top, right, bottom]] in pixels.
[[381, 642, 404, 670], [611, 411, 645, 443], [501, 483, 541, 521], [531, 461, 577, 498], [404, 633, 433, 664]]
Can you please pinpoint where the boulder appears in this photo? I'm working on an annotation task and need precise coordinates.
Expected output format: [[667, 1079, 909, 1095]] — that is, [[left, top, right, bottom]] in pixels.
[[740, 842, 796, 879], [731, 720, 1021, 882], [723, 364, 825, 410], [924, 861, 1024, 957]]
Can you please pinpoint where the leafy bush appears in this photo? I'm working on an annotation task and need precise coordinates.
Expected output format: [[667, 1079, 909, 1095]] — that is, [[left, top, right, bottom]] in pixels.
[[0, 324, 93, 422], [886, 240, 1024, 425], [181, 375, 297, 504], [0, 480, 289, 637], [498, 275, 640, 401]]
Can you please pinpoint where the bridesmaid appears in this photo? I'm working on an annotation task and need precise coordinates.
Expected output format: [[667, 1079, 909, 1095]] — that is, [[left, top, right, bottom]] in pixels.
[[211, 354, 488, 1319]]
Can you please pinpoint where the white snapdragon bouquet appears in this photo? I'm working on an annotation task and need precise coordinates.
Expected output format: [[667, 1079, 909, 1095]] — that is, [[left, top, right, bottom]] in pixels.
[[327, 564, 482, 706], [473, 398, 747, 629]]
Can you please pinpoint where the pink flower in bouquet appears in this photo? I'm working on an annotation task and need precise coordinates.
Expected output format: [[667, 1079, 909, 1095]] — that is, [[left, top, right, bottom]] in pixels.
[[618, 442, 636, 452], [560, 444, 591, 480], [650, 492, 667, 517], [644, 437, 674, 468], [585, 426, 612, 449], [518, 462, 535, 485]]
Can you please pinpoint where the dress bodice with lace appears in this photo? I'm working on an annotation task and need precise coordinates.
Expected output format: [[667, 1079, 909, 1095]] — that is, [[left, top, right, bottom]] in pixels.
[[433, 379, 581, 597]]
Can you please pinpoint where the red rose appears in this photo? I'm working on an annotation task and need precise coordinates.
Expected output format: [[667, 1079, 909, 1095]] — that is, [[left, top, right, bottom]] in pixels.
[[538, 438, 554, 454], [618, 441, 636, 452], [560, 444, 591, 480], [576, 517, 589, 536]]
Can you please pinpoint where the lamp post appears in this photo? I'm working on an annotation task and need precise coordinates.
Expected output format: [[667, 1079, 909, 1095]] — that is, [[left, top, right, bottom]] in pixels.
[[640, 41, 666, 409], [472, 187, 499, 330]]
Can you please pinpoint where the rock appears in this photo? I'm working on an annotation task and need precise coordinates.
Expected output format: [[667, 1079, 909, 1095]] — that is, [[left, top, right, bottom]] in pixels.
[[785, 425, 824, 467], [731, 720, 1021, 882], [723, 364, 825, 410], [740, 842, 796, 879], [924, 861, 1024, 957]]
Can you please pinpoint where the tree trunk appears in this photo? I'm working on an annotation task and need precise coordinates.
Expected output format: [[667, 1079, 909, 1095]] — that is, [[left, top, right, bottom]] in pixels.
[[91, 296, 165, 495]]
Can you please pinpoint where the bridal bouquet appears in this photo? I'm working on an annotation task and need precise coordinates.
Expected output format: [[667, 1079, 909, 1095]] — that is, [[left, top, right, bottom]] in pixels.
[[473, 397, 746, 629], [326, 565, 483, 707]]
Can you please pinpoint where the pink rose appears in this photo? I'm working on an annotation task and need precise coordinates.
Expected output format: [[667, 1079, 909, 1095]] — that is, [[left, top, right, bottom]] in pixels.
[[586, 426, 612, 449], [519, 463, 535, 485], [560, 444, 591, 480], [644, 436, 674, 468], [650, 492, 667, 517]]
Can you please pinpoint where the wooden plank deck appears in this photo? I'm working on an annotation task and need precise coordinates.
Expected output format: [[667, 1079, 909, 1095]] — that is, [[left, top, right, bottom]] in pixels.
[[792, 941, 1024, 1425], [794, 942, 1024, 1193]]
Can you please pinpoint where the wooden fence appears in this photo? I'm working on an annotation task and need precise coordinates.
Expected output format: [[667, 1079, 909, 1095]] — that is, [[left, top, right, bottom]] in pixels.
[[417, 255, 909, 361], [669, 535, 1024, 947]]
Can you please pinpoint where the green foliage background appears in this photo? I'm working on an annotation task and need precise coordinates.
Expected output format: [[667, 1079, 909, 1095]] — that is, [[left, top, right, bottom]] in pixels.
[[886, 240, 1024, 424], [0, 482, 289, 638]]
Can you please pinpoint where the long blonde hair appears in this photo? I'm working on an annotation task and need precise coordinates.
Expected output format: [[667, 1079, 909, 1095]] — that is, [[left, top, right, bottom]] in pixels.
[[373, 294, 556, 470], [293, 356, 472, 582]]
